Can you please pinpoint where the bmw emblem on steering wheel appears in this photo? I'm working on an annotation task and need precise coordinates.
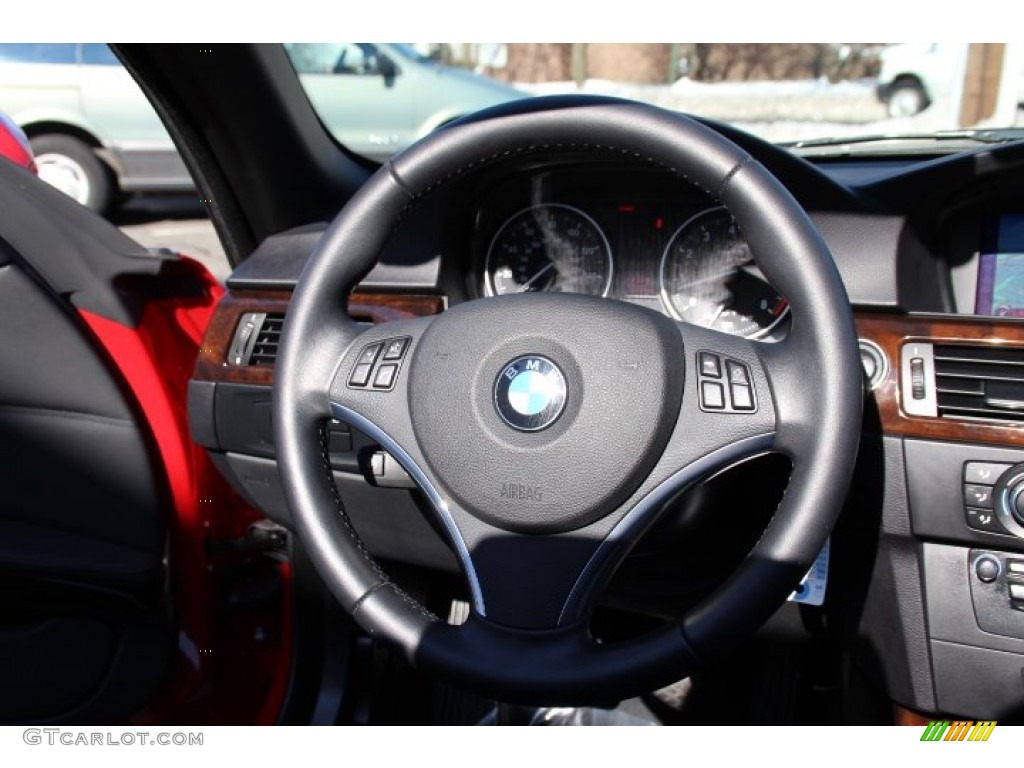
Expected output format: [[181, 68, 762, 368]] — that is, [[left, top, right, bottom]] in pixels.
[[493, 355, 567, 432]]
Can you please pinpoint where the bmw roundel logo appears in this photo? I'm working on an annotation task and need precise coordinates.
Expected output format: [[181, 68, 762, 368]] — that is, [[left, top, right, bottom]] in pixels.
[[493, 355, 567, 432]]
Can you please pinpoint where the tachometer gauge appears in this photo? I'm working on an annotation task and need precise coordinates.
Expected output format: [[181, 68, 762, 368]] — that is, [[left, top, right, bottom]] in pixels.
[[485, 204, 613, 296], [659, 207, 789, 338]]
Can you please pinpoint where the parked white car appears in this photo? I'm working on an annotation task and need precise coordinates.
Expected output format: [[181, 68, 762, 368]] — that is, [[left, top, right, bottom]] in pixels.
[[876, 43, 1024, 118]]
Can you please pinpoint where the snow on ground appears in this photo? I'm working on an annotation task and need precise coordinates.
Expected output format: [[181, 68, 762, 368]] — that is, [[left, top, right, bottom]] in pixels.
[[515, 78, 975, 144]]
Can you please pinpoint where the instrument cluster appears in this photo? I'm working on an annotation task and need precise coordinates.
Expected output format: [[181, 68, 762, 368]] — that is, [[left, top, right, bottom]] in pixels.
[[475, 166, 789, 339]]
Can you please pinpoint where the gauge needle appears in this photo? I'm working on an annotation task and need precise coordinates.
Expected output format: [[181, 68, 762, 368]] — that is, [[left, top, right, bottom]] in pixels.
[[674, 268, 738, 290], [706, 304, 725, 328], [517, 262, 555, 292]]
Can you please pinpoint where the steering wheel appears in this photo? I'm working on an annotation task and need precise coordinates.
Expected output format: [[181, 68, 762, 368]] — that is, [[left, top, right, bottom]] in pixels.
[[274, 97, 862, 704]]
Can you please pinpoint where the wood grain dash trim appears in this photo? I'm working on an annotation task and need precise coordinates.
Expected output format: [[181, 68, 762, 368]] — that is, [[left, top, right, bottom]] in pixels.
[[194, 290, 445, 385], [857, 312, 1024, 446]]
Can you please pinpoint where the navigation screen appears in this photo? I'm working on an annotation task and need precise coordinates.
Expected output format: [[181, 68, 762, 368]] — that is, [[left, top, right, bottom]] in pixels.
[[976, 214, 1024, 316]]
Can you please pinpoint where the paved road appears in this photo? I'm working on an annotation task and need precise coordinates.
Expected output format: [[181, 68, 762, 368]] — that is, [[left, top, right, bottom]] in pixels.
[[112, 195, 230, 282]]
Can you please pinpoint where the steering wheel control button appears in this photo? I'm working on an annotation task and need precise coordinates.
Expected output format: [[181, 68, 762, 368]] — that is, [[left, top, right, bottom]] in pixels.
[[975, 555, 1001, 583], [383, 337, 409, 361], [730, 384, 754, 410], [373, 364, 398, 389], [493, 355, 567, 432], [726, 360, 749, 385], [697, 352, 756, 413], [358, 342, 382, 366], [964, 462, 1012, 485], [1010, 583, 1024, 601], [699, 352, 722, 378], [964, 483, 995, 510], [349, 363, 373, 387], [701, 381, 725, 409]]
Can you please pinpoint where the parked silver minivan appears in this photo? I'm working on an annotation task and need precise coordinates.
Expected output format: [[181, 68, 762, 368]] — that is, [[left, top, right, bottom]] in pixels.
[[0, 44, 189, 212]]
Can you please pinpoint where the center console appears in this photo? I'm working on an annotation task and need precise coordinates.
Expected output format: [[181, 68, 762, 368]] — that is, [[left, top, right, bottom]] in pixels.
[[854, 209, 1024, 718]]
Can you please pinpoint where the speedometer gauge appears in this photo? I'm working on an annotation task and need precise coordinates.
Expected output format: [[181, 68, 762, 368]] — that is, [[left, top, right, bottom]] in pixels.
[[485, 204, 613, 296], [659, 207, 789, 338]]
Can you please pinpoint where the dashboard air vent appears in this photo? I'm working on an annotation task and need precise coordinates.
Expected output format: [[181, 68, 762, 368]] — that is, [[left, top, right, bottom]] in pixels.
[[935, 344, 1024, 423], [248, 314, 284, 366], [229, 312, 285, 367]]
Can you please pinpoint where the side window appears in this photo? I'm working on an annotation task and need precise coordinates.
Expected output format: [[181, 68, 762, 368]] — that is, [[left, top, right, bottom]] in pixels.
[[80, 44, 121, 67], [0, 44, 77, 65], [284, 43, 382, 75]]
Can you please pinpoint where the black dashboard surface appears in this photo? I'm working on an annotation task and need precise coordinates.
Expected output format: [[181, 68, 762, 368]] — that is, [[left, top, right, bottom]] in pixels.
[[229, 134, 1024, 317]]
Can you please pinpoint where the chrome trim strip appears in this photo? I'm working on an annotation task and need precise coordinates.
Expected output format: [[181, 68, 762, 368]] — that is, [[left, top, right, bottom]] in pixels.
[[558, 432, 776, 625], [996, 469, 1024, 539], [857, 338, 889, 392], [329, 402, 486, 617]]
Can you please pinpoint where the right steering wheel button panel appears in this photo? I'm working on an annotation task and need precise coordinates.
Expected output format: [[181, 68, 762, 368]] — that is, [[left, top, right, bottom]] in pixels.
[[697, 351, 756, 413]]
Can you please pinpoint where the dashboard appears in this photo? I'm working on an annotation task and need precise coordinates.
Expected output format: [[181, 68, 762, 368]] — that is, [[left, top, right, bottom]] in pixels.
[[191, 127, 1024, 721]]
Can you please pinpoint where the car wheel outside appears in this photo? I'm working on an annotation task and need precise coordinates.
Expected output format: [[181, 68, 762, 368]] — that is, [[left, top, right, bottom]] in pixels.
[[886, 81, 928, 118], [30, 134, 113, 213]]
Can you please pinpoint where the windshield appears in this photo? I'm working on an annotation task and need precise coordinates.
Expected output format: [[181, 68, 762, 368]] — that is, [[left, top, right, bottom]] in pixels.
[[386, 43, 433, 64], [284, 42, 1024, 161]]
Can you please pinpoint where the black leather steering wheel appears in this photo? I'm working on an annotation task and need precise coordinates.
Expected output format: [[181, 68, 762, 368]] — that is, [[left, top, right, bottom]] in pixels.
[[274, 97, 862, 704]]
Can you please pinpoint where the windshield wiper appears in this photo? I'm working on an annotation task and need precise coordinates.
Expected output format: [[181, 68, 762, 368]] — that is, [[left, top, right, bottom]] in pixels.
[[783, 128, 1024, 156]]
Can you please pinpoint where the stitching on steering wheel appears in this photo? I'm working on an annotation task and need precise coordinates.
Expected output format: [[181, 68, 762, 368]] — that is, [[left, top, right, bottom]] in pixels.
[[391, 141, 726, 227], [316, 422, 437, 621], [715, 154, 755, 200]]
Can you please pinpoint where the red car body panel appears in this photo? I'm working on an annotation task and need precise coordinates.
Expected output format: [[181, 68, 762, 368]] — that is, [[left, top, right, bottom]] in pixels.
[[78, 256, 292, 724], [0, 111, 36, 173]]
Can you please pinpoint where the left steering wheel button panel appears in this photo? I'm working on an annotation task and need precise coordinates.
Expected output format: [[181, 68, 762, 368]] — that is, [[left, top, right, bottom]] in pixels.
[[348, 337, 411, 391]]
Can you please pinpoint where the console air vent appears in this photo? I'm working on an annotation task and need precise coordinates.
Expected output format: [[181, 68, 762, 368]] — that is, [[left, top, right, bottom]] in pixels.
[[935, 344, 1024, 423], [228, 312, 285, 367]]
